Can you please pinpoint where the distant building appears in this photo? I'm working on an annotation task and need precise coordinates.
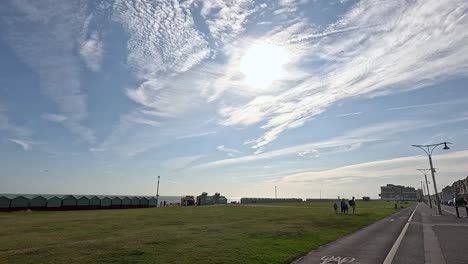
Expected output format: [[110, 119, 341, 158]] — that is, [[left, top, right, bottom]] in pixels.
[[196, 192, 227, 206], [416, 189, 424, 201], [453, 176, 468, 197], [379, 184, 417, 201], [441, 176, 468, 203]]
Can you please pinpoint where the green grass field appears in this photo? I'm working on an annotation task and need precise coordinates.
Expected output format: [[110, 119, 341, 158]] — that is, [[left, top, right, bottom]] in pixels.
[[0, 201, 408, 264]]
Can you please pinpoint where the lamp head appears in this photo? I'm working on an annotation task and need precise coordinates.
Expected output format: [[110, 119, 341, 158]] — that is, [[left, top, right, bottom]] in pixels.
[[443, 142, 450, 150]]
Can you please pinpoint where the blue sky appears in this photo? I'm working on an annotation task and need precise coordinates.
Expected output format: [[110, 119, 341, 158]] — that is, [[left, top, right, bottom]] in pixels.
[[1, 0, 467, 199]]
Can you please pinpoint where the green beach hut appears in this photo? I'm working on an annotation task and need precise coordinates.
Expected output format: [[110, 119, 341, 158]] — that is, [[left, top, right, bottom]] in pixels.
[[121, 196, 131, 208], [30, 195, 47, 208], [100, 197, 111, 208], [0, 196, 11, 210], [88, 196, 101, 209], [47, 196, 62, 208], [139, 197, 149, 207], [61, 195, 77, 208], [77, 196, 90, 208], [10, 196, 29, 209], [131, 197, 140, 207], [148, 197, 157, 207]]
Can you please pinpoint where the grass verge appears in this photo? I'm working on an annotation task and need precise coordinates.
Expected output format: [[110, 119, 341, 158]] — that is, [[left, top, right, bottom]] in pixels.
[[0, 201, 408, 264]]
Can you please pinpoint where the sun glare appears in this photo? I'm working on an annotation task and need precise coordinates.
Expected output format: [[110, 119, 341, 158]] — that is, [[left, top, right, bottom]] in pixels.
[[239, 42, 289, 88]]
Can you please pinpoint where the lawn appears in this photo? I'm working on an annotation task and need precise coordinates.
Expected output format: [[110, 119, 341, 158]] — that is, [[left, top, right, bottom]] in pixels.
[[0, 201, 407, 264]]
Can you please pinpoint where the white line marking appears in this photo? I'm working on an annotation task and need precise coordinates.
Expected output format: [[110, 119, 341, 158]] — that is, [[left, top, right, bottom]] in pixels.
[[320, 256, 355, 264], [383, 204, 418, 264]]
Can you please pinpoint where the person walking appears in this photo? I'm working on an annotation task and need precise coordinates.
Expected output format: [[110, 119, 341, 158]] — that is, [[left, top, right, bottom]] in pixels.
[[340, 198, 346, 214], [349, 197, 356, 214], [333, 201, 338, 214]]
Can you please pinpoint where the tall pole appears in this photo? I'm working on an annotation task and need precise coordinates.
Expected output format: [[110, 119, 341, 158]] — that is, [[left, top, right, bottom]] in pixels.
[[424, 174, 432, 208], [156, 176, 160, 207], [418, 169, 432, 208], [419, 181, 424, 202], [275, 186, 277, 198], [412, 142, 452, 215], [428, 155, 442, 215]]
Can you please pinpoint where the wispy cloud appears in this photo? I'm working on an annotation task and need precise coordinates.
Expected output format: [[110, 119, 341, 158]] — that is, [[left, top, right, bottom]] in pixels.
[[336, 112, 363, 117], [280, 150, 468, 185], [0, 104, 34, 150], [199, 0, 262, 43], [217, 145, 242, 156], [178, 131, 217, 140], [2, 1, 95, 143], [387, 99, 468, 111], [8, 138, 33, 151], [42, 113, 68, 123], [79, 31, 104, 72], [194, 114, 468, 170], [218, 0, 468, 149], [113, 0, 212, 118], [298, 149, 320, 158]]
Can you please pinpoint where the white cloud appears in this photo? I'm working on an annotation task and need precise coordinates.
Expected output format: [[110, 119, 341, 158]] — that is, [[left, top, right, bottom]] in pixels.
[[113, 0, 210, 80], [195, 137, 373, 170], [3, 1, 95, 143], [8, 138, 33, 151], [194, 115, 468, 170], [298, 149, 320, 158], [178, 131, 217, 140], [0, 104, 34, 149], [336, 112, 363, 117], [42, 113, 68, 123], [217, 145, 242, 156], [280, 150, 468, 186], [79, 31, 104, 72], [219, 0, 468, 149], [129, 117, 160, 127], [387, 99, 468, 111], [199, 0, 259, 43]]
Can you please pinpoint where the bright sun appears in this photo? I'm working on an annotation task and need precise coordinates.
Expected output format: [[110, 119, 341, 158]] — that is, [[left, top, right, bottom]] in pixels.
[[239, 42, 289, 88]]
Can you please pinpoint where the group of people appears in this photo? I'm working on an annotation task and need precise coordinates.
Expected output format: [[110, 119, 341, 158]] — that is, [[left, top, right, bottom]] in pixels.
[[333, 197, 356, 215]]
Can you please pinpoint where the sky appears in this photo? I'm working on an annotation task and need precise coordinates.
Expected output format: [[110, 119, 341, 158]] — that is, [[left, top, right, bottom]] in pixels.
[[1, 0, 467, 199]]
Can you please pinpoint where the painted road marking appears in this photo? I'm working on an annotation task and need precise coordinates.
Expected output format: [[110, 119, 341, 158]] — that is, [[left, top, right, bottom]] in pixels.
[[390, 219, 394, 222], [382, 204, 418, 264], [320, 256, 355, 264]]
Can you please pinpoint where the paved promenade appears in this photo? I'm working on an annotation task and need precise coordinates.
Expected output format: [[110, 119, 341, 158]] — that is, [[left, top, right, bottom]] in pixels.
[[293, 203, 468, 264]]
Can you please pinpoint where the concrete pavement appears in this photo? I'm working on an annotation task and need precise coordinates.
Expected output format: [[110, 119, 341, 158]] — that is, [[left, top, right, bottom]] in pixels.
[[293, 205, 416, 264], [440, 204, 468, 218], [293, 203, 468, 264], [394, 203, 468, 264]]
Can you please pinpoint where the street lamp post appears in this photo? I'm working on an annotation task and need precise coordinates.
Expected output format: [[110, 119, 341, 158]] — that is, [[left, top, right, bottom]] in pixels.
[[417, 169, 433, 208], [412, 142, 452, 215], [419, 180, 426, 203], [156, 176, 160, 207]]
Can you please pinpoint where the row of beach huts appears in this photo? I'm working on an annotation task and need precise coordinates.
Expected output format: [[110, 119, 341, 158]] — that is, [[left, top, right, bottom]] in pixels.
[[0, 194, 158, 211], [240, 198, 303, 203]]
